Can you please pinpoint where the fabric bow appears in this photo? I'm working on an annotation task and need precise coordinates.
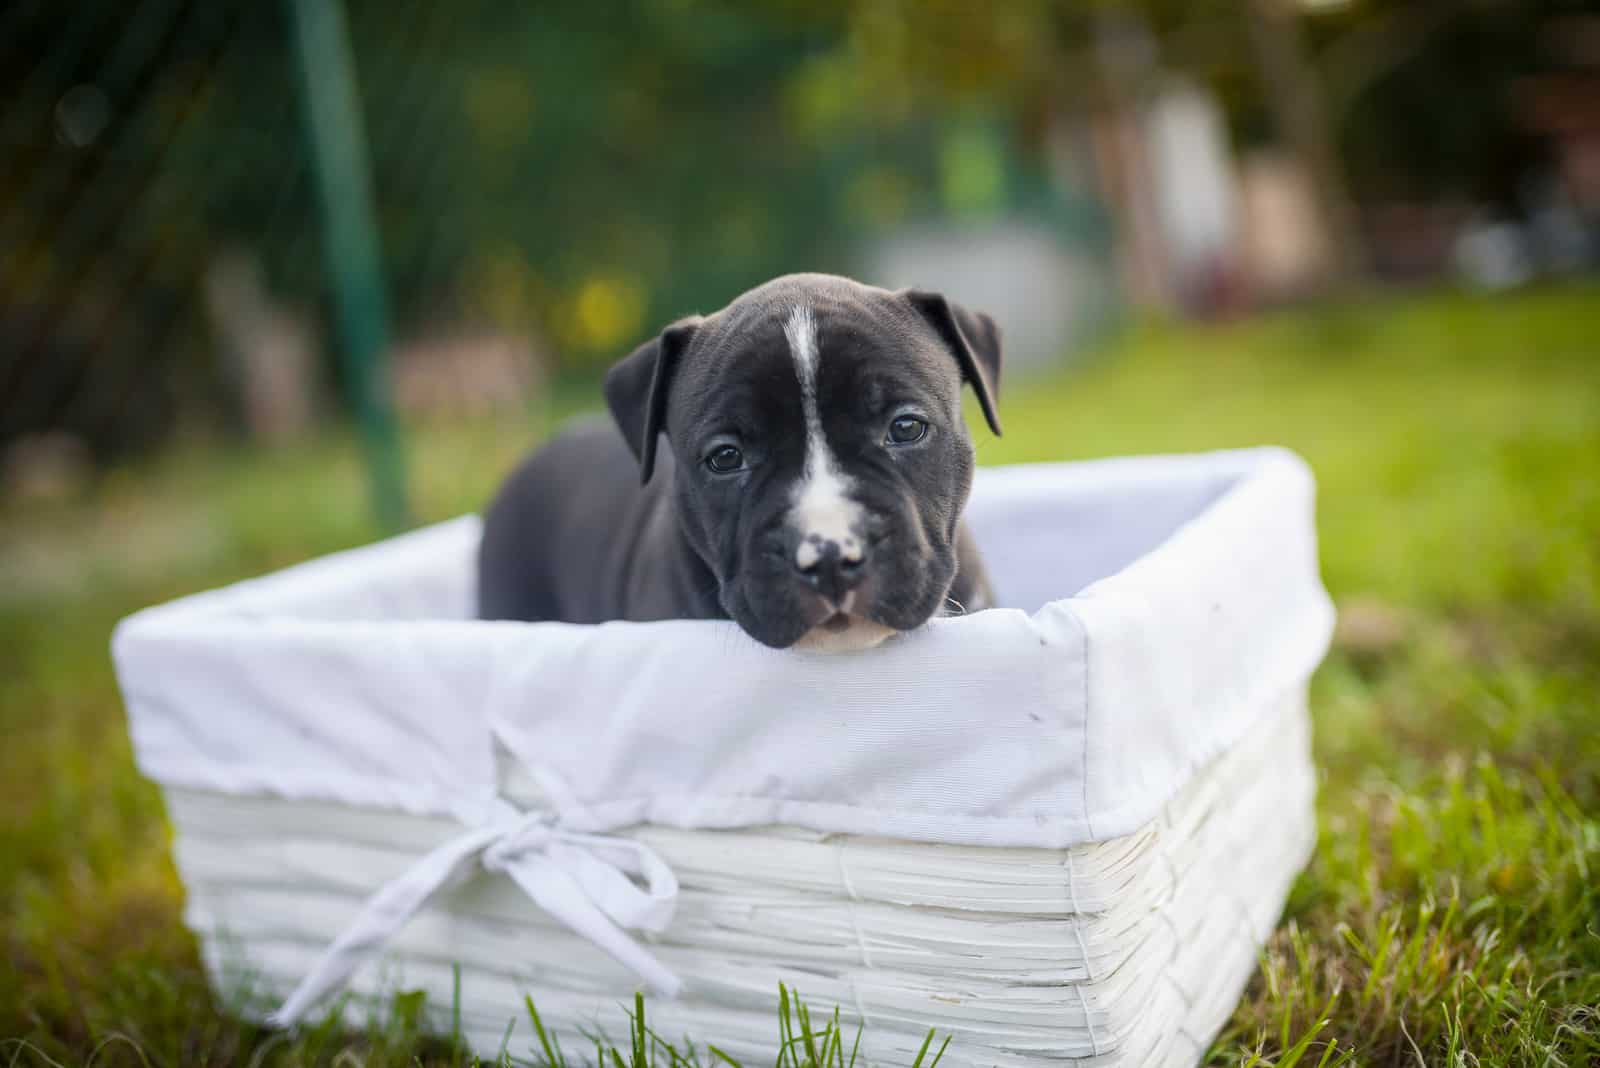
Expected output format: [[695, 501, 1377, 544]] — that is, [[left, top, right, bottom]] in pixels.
[[268, 801, 681, 1027]]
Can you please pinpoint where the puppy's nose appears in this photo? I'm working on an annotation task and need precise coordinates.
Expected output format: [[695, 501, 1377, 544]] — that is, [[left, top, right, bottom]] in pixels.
[[795, 535, 866, 602]]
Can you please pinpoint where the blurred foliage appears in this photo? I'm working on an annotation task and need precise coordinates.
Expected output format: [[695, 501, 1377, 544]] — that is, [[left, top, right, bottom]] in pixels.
[[821, 0, 1589, 205], [0, 0, 1110, 467], [1, 0, 1588, 463]]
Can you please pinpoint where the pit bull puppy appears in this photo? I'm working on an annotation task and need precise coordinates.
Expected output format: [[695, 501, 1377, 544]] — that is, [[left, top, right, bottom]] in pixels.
[[477, 273, 1002, 652]]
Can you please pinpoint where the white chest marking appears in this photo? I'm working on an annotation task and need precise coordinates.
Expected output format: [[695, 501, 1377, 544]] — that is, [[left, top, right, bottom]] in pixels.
[[783, 305, 863, 570]]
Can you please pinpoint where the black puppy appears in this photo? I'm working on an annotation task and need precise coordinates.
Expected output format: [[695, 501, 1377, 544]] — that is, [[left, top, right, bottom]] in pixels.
[[477, 273, 1001, 652]]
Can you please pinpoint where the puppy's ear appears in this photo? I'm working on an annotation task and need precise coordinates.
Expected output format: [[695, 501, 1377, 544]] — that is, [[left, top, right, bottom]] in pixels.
[[603, 317, 700, 484], [903, 290, 1002, 436]]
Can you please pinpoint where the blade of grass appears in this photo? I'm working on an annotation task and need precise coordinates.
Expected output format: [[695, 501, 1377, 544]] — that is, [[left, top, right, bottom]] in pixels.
[[707, 1046, 743, 1068], [774, 987, 793, 1068], [497, 1016, 516, 1066], [633, 992, 648, 1068], [817, 1008, 840, 1068], [796, 1000, 821, 1068], [451, 963, 463, 1061], [907, 1028, 935, 1068], [524, 996, 563, 1068]]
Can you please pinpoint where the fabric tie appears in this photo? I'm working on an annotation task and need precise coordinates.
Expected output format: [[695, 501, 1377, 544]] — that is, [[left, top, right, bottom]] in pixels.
[[268, 802, 681, 1027]]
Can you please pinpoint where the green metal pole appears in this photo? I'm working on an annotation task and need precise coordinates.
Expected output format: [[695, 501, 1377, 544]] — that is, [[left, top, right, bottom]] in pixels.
[[287, 0, 409, 530]]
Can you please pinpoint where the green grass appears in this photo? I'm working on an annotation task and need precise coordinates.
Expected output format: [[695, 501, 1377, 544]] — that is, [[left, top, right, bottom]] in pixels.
[[2, 284, 1597, 1066]]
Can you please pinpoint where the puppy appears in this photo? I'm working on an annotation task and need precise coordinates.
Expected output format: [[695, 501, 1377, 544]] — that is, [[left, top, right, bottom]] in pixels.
[[477, 273, 1001, 652]]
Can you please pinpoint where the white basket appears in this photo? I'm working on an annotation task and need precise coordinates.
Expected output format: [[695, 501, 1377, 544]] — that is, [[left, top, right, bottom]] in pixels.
[[113, 447, 1334, 1067]]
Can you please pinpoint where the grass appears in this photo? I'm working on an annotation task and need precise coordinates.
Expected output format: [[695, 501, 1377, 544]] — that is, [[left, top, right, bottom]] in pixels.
[[2, 283, 1597, 1066]]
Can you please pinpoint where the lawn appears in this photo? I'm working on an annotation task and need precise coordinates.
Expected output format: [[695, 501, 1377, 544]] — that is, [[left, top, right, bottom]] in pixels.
[[2, 284, 1596, 1067]]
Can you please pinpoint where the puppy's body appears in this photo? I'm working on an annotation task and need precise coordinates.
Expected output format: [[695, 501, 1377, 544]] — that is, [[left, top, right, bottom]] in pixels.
[[479, 417, 721, 624], [478, 274, 1001, 651]]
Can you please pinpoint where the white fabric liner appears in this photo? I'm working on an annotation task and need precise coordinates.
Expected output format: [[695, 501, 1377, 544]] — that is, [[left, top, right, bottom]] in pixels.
[[112, 446, 1334, 1060]]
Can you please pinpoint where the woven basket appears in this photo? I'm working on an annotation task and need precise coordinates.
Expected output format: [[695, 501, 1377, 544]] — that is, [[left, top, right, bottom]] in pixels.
[[113, 448, 1334, 1067]]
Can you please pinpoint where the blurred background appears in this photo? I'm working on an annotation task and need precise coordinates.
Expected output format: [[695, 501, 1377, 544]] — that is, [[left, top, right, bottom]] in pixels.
[[3, 0, 1597, 546], [4, 2, 1600, 1063]]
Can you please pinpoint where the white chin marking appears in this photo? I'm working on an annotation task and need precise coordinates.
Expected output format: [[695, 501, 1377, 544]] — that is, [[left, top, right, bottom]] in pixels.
[[783, 305, 863, 563], [793, 615, 897, 654]]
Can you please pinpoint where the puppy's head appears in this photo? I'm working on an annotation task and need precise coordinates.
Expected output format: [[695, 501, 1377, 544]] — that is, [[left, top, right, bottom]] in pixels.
[[604, 273, 1001, 651]]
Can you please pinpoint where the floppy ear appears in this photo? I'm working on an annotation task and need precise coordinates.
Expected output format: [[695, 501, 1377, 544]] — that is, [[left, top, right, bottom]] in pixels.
[[903, 289, 1003, 436], [603, 318, 700, 484]]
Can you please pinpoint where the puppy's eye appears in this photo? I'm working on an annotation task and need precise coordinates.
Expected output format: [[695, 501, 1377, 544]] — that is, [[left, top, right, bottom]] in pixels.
[[705, 444, 745, 474], [886, 415, 928, 445]]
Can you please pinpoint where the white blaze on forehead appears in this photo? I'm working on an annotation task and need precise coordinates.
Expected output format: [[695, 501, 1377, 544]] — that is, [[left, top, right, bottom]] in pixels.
[[783, 305, 863, 570]]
